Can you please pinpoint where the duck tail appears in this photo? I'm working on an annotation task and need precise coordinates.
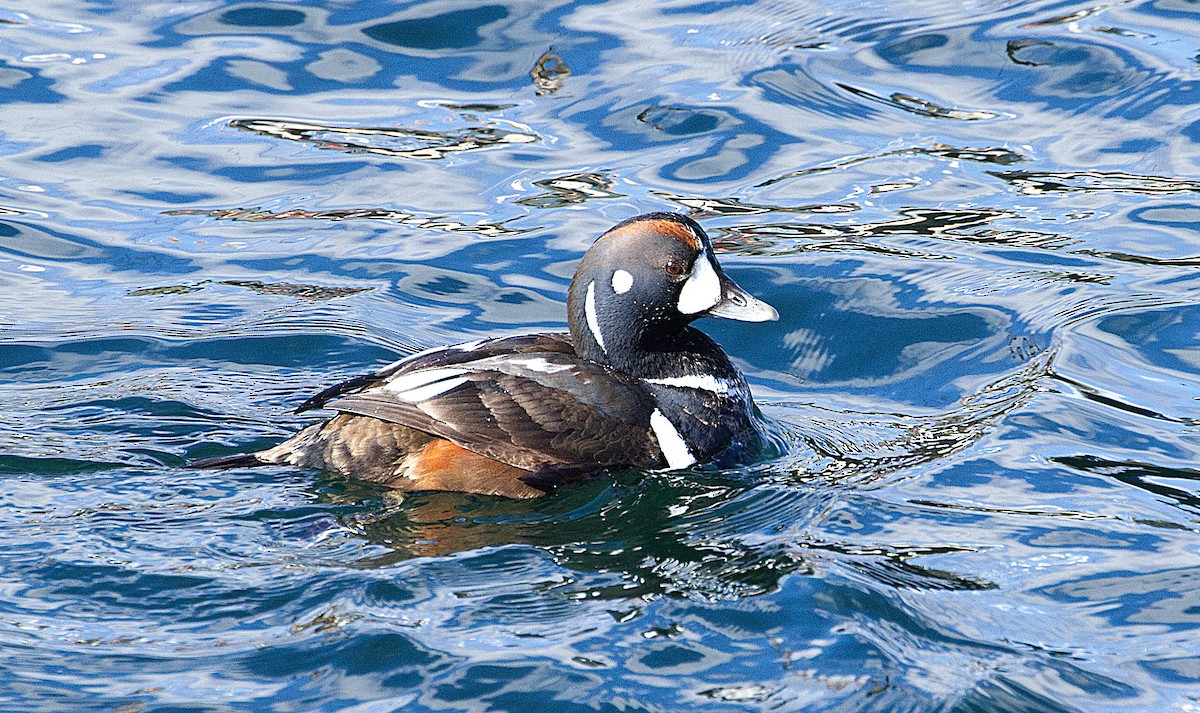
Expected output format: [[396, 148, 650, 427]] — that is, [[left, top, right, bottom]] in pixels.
[[191, 452, 267, 469]]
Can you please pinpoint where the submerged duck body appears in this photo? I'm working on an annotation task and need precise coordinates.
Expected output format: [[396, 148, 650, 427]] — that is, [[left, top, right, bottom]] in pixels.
[[204, 213, 778, 498]]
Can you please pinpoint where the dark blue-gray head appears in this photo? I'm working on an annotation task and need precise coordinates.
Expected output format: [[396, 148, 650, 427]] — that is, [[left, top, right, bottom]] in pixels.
[[566, 213, 777, 369]]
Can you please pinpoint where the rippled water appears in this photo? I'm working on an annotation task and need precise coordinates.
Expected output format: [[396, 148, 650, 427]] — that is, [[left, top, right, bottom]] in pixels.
[[2, 1, 1199, 710]]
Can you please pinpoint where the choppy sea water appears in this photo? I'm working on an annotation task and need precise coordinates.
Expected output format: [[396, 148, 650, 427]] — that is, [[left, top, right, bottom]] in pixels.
[[1, 1, 1198, 710]]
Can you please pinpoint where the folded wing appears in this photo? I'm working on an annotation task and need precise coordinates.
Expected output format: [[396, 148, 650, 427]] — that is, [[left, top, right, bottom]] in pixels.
[[300, 334, 664, 471]]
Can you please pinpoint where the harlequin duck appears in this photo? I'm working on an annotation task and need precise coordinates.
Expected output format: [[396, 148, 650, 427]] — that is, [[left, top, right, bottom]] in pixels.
[[197, 213, 778, 498]]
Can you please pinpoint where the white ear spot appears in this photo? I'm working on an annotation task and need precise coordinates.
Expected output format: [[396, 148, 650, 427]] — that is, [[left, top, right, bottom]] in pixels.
[[677, 253, 721, 314], [650, 409, 696, 470], [585, 281, 607, 353], [611, 269, 633, 295]]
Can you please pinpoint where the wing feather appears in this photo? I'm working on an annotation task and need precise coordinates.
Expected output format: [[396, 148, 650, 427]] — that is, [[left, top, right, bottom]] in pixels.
[[326, 348, 663, 471], [295, 333, 575, 413]]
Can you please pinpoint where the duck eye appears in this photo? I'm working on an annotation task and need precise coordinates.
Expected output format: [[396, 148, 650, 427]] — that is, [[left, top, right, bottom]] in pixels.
[[664, 260, 685, 277]]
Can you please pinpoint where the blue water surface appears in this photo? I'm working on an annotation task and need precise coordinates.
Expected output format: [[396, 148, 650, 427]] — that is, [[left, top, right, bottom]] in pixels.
[[1, 1, 1199, 710]]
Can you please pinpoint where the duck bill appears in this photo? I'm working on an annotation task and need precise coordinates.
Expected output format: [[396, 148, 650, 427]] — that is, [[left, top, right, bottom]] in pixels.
[[706, 274, 779, 322]]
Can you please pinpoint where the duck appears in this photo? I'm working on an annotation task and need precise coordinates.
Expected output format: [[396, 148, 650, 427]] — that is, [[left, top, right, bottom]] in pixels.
[[196, 212, 778, 498]]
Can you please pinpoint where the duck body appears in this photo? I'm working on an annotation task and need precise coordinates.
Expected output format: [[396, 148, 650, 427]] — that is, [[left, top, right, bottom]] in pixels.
[[201, 213, 777, 498]]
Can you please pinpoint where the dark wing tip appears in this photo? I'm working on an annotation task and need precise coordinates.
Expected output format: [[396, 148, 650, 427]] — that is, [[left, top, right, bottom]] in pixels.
[[295, 372, 383, 414], [192, 452, 265, 469]]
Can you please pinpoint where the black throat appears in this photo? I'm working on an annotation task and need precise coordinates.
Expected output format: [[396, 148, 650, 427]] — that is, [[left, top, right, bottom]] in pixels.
[[573, 304, 740, 382]]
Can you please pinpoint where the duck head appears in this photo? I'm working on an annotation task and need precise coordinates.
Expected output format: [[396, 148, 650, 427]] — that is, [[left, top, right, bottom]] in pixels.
[[567, 212, 777, 370]]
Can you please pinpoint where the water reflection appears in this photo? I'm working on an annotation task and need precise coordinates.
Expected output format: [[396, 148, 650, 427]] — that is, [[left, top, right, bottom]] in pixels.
[[342, 475, 998, 600], [530, 49, 570, 95], [757, 144, 1025, 188], [1072, 250, 1200, 267], [228, 117, 540, 160], [654, 193, 857, 218], [782, 345, 1054, 484], [715, 208, 1014, 257], [3, 0, 1200, 708], [363, 6, 510, 51], [515, 172, 623, 208], [990, 169, 1200, 195], [130, 280, 373, 301], [835, 83, 1001, 121], [952, 228, 1081, 250], [164, 205, 529, 237], [1054, 456, 1200, 516], [1023, 3, 1129, 27], [637, 105, 730, 135]]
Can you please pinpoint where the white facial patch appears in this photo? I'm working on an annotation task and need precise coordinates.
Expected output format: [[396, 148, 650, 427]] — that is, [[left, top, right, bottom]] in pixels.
[[643, 374, 730, 394], [611, 269, 633, 295], [585, 280, 607, 353], [382, 367, 469, 402], [676, 253, 722, 314], [650, 408, 696, 470]]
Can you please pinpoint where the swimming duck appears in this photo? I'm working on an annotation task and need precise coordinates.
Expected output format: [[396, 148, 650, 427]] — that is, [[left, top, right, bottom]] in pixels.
[[198, 213, 777, 498]]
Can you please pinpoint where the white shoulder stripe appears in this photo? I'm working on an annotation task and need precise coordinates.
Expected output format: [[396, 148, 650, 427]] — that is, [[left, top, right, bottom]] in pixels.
[[506, 356, 573, 374], [643, 374, 730, 394], [391, 377, 468, 403], [650, 409, 696, 470], [382, 367, 469, 402]]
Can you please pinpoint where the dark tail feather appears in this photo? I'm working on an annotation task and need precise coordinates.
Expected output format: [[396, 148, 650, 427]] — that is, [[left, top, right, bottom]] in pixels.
[[192, 452, 266, 469]]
